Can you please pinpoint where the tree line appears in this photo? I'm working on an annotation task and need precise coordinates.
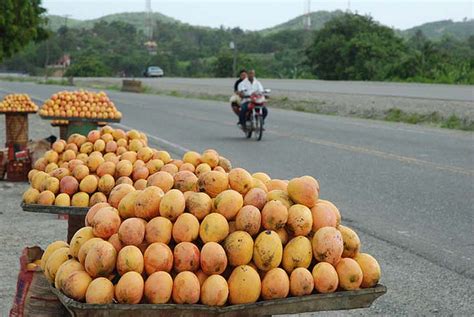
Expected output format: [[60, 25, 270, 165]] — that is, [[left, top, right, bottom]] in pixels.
[[1, 10, 473, 84]]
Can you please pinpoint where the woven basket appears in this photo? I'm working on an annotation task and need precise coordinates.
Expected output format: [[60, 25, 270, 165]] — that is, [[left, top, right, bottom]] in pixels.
[[5, 113, 29, 145]]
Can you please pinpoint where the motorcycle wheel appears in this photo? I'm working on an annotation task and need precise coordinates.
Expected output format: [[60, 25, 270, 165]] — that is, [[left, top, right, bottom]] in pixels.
[[245, 119, 253, 138], [246, 125, 253, 138], [255, 115, 264, 141]]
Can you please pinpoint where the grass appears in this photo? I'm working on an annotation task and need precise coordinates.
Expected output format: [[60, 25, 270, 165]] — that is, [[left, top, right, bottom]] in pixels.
[[440, 114, 474, 130], [384, 108, 473, 131], [37, 79, 71, 86], [0, 76, 37, 83], [1, 76, 472, 131]]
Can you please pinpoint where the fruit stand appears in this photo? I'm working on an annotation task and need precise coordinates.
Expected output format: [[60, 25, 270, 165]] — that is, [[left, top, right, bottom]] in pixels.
[[19, 115, 386, 316], [0, 94, 38, 181], [29, 91, 122, 239]]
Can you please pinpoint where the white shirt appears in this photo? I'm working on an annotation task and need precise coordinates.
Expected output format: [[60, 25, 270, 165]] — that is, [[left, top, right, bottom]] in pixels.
[[238, 78, 264, 101]]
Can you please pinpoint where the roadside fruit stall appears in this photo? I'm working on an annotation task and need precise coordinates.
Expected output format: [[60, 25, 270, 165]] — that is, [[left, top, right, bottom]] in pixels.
[[19, 124, 386, 315], [0, 94, 38, 181], [39, 90, 122, 139]]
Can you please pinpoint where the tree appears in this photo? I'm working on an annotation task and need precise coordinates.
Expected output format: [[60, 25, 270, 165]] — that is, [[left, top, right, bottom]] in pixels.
[[305, 13, 407, 80], [0, 0, 48, 61], [212, 50, 253, 77], [65, 57, 111, 77]]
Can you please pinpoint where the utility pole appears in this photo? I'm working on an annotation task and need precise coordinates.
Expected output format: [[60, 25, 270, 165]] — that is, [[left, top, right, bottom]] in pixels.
[[230, 41, 237, 77], [304, 0, 311, 31], [144, 0, 157, 55], [44, 19, 50, 81], [62, 14, 71, 28], [146, 0, 153, 40]]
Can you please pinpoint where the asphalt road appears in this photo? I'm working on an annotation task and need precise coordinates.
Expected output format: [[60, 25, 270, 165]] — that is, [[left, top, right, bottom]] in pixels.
[[74, 76, 474, 101], [1, 81, 473, 315]]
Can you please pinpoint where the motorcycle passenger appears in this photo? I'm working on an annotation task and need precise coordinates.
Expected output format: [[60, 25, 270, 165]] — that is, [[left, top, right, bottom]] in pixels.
[[237, 69, 268, 129], [230, 69, 247, 117]]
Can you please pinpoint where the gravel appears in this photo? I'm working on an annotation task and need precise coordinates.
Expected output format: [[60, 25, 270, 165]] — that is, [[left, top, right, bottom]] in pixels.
[[0, 114, 65, 314]]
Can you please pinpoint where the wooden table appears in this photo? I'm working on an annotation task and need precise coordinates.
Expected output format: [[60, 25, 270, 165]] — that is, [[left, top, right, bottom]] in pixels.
[[52, 285, 387, 317]]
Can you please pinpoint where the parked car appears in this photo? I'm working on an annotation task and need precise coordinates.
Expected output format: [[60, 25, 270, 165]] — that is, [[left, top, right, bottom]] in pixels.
[[143, 66, 164, 77]]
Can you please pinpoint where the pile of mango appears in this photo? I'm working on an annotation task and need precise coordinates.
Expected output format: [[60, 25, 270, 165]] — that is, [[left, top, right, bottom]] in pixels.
[[38, 127, 381, 306], [23, 126, 151, 207], [39, 90, 121, 120], [0, 94, 38, 112]]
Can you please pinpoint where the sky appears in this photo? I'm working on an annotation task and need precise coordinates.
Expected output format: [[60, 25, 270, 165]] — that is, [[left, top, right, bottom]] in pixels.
[[42, 0, 473, 30]]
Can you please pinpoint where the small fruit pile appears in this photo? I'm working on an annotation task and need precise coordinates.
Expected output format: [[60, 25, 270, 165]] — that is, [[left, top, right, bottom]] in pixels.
[[22, 126, 152, 207], [39, 90, 122, 120], [0, 94, 38, 113], [51, 120, 108, 126], [40, 146, 381, 306], [51, 120, 69, 126]]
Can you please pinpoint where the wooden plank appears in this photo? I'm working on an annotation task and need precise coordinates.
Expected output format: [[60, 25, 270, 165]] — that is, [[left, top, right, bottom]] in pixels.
[[0, 111, 37, 114], [51, 285, 386, 317], [39, 116, 120, 123], [21, 203, 89, 216]]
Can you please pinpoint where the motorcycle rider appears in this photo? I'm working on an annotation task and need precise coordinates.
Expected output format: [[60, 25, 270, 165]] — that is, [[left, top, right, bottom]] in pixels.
[[237, 69, 268, 129], [230, 69, 247, 116]]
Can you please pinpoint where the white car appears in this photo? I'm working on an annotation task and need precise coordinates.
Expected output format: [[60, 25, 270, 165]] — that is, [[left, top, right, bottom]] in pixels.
[[144, 66, 164, 77]]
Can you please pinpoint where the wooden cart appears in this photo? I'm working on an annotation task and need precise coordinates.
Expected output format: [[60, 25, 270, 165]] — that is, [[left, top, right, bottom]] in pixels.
[[51, 285, 386, 317]]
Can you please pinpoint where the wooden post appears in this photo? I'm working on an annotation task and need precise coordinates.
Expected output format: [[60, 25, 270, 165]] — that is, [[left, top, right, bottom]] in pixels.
[[67, 215, 86, 243]]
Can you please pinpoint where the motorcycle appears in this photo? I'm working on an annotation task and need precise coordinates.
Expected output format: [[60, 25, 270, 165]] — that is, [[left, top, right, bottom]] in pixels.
[[240, 89, 271, 141]]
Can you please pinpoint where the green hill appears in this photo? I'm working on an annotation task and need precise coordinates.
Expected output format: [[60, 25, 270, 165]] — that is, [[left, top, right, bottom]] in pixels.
[[262, 12, 473, 41], [45, 11, 473, 42], [46, 15, 83, 30], [46, 12, 178, 32], [400, 19, 474, 40], [260, 10, 345, 34]]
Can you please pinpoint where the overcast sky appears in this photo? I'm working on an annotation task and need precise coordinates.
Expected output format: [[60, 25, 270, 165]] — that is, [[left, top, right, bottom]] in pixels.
[[42, 0, 473, 30]]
